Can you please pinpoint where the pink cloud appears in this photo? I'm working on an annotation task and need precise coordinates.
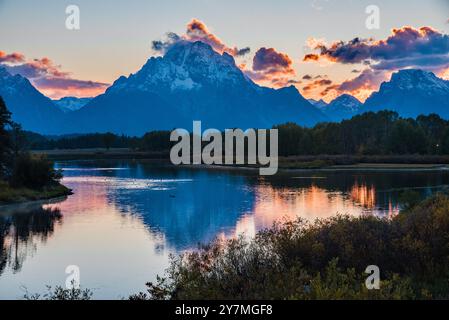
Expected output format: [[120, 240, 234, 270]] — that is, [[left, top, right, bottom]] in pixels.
[[0, 51, 25, 64], [1, 51, 109, 99]]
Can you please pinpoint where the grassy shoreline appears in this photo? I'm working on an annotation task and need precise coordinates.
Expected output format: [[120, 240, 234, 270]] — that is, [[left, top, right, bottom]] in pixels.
[[0, 181, 72, 206]]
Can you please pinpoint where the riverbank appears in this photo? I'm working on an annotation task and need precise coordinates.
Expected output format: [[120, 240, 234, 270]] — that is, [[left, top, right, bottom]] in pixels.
[[277, 155, 449, 169], [33, 148, 449, 170], [33, 148, 170, 161], [0, 181, 72, 205]]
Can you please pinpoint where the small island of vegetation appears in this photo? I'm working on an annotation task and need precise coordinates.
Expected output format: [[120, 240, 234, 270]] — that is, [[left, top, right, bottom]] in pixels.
[[0, 97, 71, 205]]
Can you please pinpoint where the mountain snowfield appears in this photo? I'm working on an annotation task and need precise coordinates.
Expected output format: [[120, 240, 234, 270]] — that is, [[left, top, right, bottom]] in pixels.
[[1, 41, 449, 135]]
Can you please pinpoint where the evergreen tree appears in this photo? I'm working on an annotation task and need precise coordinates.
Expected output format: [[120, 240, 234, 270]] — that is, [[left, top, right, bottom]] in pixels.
[[0, 96, 12, 178]]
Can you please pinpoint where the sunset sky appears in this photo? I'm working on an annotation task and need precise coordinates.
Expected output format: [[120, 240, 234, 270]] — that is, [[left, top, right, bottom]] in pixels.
[[1, 0, 448, 101]]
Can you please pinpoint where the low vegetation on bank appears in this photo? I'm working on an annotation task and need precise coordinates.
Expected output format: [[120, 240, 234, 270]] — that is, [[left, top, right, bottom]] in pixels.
[[0, 97, 70, 205], [131, 192, 449, 300]]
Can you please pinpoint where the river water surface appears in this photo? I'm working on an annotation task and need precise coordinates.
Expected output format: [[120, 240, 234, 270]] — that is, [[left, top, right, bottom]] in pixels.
[[1, 160, 449, 299]]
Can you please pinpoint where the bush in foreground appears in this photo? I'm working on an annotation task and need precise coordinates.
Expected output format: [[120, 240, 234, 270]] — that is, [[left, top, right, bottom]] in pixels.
[[24, 285, 93, 301], [132, 193, 449, 300]]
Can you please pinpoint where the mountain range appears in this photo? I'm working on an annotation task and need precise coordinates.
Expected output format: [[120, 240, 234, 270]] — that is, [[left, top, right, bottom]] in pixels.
[[309, 69, 449, 122], [1, 41, 449, 135], [64, 41, 327, 135], [363, 69, 449, 119]]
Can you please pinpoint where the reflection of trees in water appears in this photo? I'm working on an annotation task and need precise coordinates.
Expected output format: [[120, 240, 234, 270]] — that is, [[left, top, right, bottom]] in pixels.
[[0, 207, 62, 275], [256, 171, 449, 209]]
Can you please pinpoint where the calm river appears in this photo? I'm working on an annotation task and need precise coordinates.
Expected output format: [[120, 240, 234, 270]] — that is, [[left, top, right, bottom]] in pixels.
[[1, 160, 448, 299]]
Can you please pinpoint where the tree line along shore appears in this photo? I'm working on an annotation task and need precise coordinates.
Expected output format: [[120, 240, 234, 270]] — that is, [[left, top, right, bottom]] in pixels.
[[0, 97, 71, 205], [23, 110, 449, 169]]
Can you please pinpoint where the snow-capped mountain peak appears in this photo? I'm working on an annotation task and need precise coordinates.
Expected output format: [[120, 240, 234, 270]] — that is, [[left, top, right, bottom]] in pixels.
[[108, 41, 249, 94], [308, 98, 328, 109], [317, 94, 362, 122], [53, 96, 92, 113], [381, 69, 449, 94], [0, 66, 32, 94], [329, 94, 362, 112], [364, 69, 449, 118]]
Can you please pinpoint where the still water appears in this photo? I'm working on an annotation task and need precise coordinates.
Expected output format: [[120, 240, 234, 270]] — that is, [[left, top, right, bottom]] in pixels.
[[1, 160, 449, 299]]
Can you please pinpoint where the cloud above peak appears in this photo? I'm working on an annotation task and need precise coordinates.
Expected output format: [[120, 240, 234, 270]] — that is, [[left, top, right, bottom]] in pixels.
[[186, 19, 250, 56], [152, 19, 250, 57]]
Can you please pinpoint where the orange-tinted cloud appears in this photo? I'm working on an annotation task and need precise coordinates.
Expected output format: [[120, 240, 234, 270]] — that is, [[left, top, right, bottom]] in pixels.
[[304, 26, 449, 72], [302, 78, 333, 92], [302, 25, 449, 101], [303, 54, 319, 62], [186, 19, 250, 56], [1, 51, 109, 99], [152, 19, 250, 57]]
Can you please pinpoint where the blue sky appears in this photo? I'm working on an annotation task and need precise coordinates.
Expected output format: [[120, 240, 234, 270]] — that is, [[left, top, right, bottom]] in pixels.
[[0, 0, 448, 100]]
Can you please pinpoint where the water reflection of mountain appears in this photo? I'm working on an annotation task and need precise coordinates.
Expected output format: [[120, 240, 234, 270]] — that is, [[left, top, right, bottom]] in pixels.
[[99, 165, 256, 249], [0, 206, 62, 275]]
